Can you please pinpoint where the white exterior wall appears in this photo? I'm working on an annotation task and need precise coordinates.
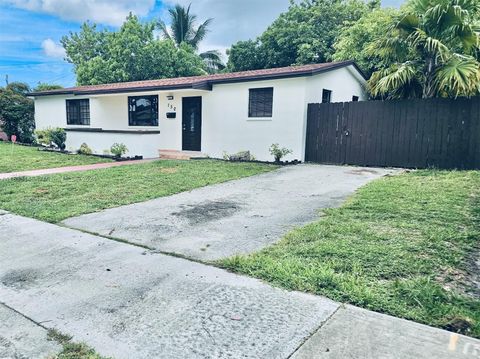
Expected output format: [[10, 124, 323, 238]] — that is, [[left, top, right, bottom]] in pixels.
[[305, 65, 366, 104], [33, 65, 366, 161], [34, 89, 205, 158], [202, 77, 307, 161]]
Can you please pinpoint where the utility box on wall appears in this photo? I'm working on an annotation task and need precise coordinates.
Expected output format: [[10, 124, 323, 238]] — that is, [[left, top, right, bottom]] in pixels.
[[166, 112, 176, 119]]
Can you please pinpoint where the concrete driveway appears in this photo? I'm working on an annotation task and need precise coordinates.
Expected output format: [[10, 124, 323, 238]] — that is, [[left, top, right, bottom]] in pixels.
[[63, 164, 394, 260]]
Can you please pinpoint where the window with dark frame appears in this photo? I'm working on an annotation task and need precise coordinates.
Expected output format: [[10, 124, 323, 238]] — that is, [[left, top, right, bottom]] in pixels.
[[249, 87, 273, 118], [128, 95, 159, 126], [66, 99, 90, 125], [322, 89, 332, 103], [352, 95, 359, 102]]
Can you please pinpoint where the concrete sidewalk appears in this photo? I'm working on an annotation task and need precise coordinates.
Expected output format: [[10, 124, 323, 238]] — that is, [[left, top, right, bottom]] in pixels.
[[1, 212, 479, 358], [0, 158, 154, 180]]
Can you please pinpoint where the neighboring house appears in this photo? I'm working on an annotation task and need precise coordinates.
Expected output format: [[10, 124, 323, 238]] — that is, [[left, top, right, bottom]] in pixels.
[[30, 60, 366, 161]]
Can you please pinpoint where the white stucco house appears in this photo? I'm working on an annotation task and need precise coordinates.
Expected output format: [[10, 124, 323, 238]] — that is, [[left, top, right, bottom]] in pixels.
[[30, 60, 366, 161]]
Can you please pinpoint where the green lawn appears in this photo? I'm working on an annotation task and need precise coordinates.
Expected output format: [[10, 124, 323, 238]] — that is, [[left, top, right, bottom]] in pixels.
[[0, 159, 276, 222], [0, 142, 112, 173], [219, 170, 480, 338]]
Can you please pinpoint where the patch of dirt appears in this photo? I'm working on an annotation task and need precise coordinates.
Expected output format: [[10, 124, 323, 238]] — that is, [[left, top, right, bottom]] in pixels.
[[437, 248, 480, 300], [159, 167, 178, 174], [464, 247, 480, 299], [347, 168, 379, 175], [1, 268, 39, 289], [172, 200, 241, 224], [34, 188, 49, 194]]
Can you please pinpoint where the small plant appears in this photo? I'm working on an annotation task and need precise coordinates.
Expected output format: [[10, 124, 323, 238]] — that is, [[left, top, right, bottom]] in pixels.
[[77, 143, 92, 155], [269, 143, 292, 163], [110, 143, 128, 158], [35, 128, 52, 146], [50, 128, 67, 150]]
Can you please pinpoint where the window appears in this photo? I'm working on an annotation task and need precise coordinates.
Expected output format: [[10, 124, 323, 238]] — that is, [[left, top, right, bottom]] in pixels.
[[352, 95, 359, 102], [128, 95, 158, 126], [66, 99, 90, 125], [322, 89, 332, 104], [249, 87, 273, 117]]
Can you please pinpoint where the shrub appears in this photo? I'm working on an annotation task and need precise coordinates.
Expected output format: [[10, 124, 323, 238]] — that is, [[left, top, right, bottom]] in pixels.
[[269, 143, 292, 162], [49, 128, 67, 150], [34, 129, 52, 146], [78, 143, 92, 155], [110, 143, 128, 158]]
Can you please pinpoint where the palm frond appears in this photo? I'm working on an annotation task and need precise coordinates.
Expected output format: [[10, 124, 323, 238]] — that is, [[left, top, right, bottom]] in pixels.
[[157, 20, 172, 41], [434, 55, 480, 97], [396, 14, 419, 32], [369, 62, 422, 99], [200, 50, 225, 73], [190, 18, 213, 49]]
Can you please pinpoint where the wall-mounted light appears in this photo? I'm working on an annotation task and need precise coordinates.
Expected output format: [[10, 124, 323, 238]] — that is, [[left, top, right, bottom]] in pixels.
[[167, 95, 174, 100]]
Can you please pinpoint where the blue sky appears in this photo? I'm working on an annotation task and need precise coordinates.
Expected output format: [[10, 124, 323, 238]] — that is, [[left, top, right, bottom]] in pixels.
[[0, 0, 404, 89]]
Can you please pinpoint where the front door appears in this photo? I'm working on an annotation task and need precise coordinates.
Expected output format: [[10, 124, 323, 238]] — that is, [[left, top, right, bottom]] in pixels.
[[182, 97, 202, 151]]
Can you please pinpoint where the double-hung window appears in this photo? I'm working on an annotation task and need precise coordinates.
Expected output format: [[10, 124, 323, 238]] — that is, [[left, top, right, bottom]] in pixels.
[[66, 99, 90, 125], [128, 95, 159, 126], [249, 87, 273, 118]]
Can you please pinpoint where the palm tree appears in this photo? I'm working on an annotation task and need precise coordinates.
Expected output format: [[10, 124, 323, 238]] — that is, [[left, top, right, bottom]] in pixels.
[[368, 0, 480, 99], [158, 3, 225, 73]]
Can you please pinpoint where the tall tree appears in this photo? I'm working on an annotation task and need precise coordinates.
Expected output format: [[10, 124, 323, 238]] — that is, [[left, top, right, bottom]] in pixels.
[[333, 8, 399, 77], [368, 0, 480, 99], [158, 4, 225, 73], [227, 0, 379, 72], [62, 14, 206, 85], [0, 82, 35, 143]]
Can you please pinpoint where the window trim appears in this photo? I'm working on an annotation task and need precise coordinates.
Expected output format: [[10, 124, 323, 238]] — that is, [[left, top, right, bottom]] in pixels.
[[322, 89, 332, 104], [248, 87, 274, 118], [128, 95, 159, 127], [66, 99, 90, 126]]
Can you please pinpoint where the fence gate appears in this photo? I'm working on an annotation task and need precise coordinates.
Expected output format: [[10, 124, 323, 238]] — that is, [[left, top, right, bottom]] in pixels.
[[305, 98, 480, 169]]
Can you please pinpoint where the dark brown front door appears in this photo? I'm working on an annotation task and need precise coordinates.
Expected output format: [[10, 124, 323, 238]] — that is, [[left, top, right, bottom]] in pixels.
[[182, 97, 202, 151]]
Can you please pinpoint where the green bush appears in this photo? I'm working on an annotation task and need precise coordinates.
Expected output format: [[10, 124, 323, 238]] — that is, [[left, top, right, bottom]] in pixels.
[[50, 128, 66, 150], [35, 127, 66, 150], [110, 143, 128, 158], [34, 129, 52, 146], [77, 143, 92, 155], [0, 82, 35, 143]]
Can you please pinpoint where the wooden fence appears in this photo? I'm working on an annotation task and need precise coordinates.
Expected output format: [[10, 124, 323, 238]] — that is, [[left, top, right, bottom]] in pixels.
[[305, 97, 480, 169]]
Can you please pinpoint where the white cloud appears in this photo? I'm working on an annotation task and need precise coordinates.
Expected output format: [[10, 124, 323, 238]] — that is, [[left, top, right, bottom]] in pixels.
[[4, 0, 156, 26], [161, 0, 290, 53], [41, 38, 65, 58]]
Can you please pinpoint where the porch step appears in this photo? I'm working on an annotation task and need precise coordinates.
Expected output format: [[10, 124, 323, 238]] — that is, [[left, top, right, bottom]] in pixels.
[[159, 149, 209, 160]]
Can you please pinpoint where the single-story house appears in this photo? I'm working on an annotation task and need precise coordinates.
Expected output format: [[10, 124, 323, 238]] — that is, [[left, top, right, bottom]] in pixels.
[[30, 60, 366, 161]]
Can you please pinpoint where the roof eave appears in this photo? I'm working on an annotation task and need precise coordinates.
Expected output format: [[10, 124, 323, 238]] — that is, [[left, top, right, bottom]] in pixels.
[[28, 61, 367, 97]]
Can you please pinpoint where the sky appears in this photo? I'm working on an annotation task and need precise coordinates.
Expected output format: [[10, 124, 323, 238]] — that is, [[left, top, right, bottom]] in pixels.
[[0, 0, 405, 88]]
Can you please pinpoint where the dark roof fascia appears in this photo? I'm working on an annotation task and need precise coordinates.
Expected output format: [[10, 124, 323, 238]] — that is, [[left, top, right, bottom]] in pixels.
[[29, 83, 211, 97], [28, 90, 75, 97], [207, 61, 367, 86]]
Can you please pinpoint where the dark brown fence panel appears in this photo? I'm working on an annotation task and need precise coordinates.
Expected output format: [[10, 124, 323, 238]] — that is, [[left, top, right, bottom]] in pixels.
[[305, 97, 480, 169]]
